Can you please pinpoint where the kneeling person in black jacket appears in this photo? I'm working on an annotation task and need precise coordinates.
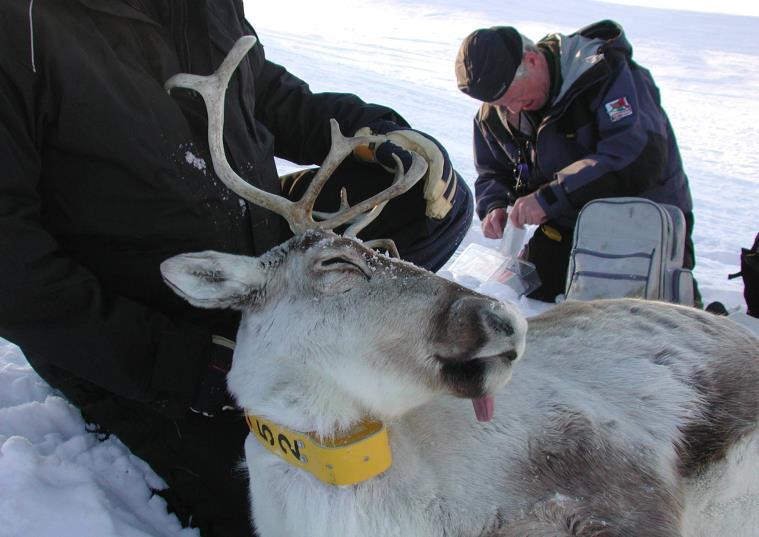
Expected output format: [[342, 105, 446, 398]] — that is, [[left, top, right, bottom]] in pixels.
[[0, 2, 473, 536]]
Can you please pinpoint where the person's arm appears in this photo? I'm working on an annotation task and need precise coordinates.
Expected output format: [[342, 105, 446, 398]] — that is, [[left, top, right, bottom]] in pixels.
[[244, 23, 460, 219], [0, 66, 210, 419], [244, 24, 406, 165], [535, 63, 670, 220], [473, 117, 517, 221]]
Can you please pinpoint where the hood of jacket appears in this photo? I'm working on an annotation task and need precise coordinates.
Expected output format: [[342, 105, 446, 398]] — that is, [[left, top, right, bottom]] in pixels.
[[542, 20, 632, 105]]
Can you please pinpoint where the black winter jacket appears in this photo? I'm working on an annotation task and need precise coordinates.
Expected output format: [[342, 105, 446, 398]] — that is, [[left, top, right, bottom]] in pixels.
[[0, 0, 403, 417], [473, 20, 693, 228]]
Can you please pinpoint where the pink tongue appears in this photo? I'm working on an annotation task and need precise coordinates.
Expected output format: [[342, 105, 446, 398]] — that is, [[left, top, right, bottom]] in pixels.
[[472, 396, 495, 422]]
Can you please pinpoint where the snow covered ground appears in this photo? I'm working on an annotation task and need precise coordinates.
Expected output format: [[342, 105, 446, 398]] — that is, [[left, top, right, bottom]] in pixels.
[[1, 1, 757, 535]]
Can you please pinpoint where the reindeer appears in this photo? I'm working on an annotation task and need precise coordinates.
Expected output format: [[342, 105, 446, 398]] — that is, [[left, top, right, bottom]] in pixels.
[[161, 37, 759, 537]]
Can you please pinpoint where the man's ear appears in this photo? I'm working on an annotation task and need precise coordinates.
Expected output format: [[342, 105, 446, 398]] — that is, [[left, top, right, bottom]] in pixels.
[[523, 50, 539, 68], [160, 251, 267, 310]]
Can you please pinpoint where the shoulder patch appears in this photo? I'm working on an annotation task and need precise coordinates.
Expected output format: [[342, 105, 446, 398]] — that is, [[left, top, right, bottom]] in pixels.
[[605, 97, 633, 122]]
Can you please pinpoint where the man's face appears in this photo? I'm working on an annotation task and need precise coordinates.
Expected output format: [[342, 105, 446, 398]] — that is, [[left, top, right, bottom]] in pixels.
[[489, 51, 550, 114]]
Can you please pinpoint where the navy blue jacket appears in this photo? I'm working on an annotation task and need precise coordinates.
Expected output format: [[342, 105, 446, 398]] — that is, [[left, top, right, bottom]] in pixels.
[[473, 20, 693, 228]]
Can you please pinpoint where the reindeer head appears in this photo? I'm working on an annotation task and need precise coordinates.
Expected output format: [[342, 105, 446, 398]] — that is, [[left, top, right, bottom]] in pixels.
[[161, 230, 526, 434], [161, 36, 526, 435]]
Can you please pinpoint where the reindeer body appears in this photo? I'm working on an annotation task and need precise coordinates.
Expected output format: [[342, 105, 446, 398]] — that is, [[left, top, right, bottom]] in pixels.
[[244, 300, 758, 537], [162, 231, 759, 537]]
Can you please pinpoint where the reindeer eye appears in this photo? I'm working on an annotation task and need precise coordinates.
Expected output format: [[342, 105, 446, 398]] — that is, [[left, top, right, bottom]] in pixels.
[[321, 257, 350, 267], [318, 256, 370, 280]]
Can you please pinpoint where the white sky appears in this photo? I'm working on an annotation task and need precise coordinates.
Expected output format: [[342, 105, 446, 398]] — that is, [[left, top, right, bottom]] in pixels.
[[599, 0, 759, 17]]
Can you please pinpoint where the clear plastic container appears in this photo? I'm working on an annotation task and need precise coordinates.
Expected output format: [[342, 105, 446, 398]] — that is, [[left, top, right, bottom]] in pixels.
[[446, 243, 542, 297], [499, 221, 527, 258], [489, 255, 542, 296]]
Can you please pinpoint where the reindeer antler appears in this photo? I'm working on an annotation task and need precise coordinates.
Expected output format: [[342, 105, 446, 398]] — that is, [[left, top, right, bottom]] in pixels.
[[165, 36, 427, 252]]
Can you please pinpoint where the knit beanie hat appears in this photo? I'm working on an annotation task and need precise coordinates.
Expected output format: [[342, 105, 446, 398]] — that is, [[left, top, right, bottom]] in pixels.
[[455, 26, 523, 102]]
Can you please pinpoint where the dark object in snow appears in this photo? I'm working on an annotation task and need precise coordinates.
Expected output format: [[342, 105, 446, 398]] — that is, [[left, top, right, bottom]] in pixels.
[[729, 232, 759, 318], [705, 301, 729, 316]]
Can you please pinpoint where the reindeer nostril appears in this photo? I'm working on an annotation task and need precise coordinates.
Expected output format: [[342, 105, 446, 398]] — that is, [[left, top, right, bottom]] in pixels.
[[483, 309, 514, 337], [504, 349, 518, 362]]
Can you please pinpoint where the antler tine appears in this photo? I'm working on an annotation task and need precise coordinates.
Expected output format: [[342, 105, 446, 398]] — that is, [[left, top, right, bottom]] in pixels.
[[288, 120, 384, 232], [313, 188, 396, 254], [310, 186, 385, 238], [339, 152, 410, 237], [362, 239, 400, 258], [164, 36, 295, 221], [300, 126, 428, 233], [340, 197, 387, 238]]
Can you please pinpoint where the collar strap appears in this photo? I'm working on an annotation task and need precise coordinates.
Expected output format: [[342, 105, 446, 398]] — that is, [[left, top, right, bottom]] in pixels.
[[245, 414, 392, 486]]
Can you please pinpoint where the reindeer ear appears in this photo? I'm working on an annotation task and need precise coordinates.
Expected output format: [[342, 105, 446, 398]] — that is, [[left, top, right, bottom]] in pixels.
[[160, 251, 266, 309]]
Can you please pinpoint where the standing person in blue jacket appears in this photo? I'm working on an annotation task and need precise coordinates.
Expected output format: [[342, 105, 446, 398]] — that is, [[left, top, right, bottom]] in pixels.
[[0, 1, 472, 535], [455, 20, 696, 302]]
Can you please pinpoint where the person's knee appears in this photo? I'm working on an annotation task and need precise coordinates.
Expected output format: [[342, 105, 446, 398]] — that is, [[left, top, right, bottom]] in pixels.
[[525, 223, 573, 303]]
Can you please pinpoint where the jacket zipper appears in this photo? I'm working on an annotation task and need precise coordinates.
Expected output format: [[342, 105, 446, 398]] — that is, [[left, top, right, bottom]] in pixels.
[[172, 0, 192, 72]]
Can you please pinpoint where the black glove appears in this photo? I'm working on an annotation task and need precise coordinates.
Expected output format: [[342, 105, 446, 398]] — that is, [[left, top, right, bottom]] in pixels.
[[354, 120, 457, 219], [190, 335, 237, 418]]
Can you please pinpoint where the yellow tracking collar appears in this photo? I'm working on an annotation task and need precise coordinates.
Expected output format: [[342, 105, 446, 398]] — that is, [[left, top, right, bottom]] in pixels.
[[245, 414, 392, 486]]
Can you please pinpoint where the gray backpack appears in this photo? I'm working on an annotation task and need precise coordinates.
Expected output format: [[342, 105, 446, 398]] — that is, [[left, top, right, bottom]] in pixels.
[[563, 197, 694, 305]]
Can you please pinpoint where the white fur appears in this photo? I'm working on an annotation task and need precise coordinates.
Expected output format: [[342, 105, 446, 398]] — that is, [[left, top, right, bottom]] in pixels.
[[682, 431, 759, 537], [242, 310, 700, 536], [161, 231, 759, 537]]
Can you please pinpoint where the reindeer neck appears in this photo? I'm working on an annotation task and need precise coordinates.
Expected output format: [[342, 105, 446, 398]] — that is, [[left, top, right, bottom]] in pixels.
[[237, 357, 372, 439], [286, 387, 370, 439]]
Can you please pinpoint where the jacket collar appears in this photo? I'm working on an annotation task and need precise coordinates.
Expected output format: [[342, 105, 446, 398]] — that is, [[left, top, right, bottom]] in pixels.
[[545, 32, 607, 105]]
